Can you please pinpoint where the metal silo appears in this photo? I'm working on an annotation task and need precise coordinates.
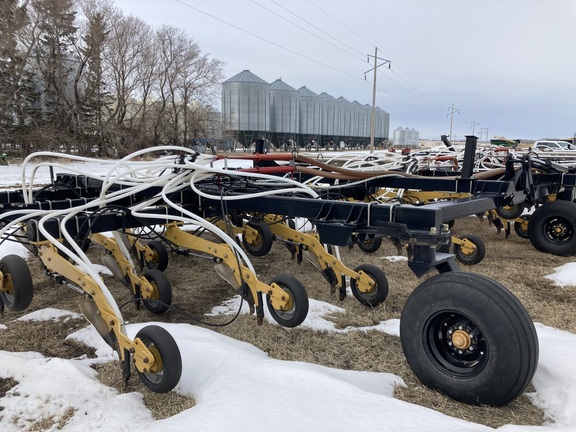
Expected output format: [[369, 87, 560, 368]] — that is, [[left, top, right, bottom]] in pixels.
[[375, 107, 390, 142], [319, 92, 338, 148], [336, 96, 352, 140], [362, 104, 372, 138], [407, 128, 419, 147], [270, 78, 299, 148], [297, 86, 322, 149], [393, 127, 406, 146], [351, 101, 364, 147], [221, 70, 270, 150]]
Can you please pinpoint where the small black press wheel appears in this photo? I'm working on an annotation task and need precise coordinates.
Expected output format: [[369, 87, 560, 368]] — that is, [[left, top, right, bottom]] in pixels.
[[242, 219, 273, 257], [0, 255, 34, 311], [135, 325, 182, 393], [528, 200, 576, 256], [357, 235, 383, 253], [141, 269, 172, 314], [400, 272, 538, 406], [266, 274, 309, 328], [144, 241, 169, 272], [513, 214, 531, 239], [453, 234, 485, 265], [495, 203, 525, 220], [350, 264, 389, 306]]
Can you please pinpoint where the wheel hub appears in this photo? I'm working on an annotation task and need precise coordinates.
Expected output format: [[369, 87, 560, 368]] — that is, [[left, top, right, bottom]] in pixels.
[[451, 329, 471, 349], [546, 217, 573, 242], [446, 324, 478, 355], [553, 224, 566, 236]]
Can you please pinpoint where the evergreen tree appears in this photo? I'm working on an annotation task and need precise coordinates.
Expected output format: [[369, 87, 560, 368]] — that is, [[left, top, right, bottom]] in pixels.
[[32, 0, 79, 132], [78, 11, 113, 155], [0, 0, 29, 129]]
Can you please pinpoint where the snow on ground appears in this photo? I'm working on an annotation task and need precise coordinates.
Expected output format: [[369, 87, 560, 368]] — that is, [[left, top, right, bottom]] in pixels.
[[1, 157, 576, 431]]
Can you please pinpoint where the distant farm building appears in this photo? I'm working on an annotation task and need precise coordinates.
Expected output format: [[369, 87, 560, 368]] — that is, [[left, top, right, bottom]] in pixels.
[[221, 70, 390, 150], [393, 127, 419, 148]]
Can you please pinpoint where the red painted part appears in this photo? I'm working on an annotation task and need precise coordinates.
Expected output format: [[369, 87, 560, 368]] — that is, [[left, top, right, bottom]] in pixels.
[[215, 153, 295, 162], [433, 155, 456, 161]]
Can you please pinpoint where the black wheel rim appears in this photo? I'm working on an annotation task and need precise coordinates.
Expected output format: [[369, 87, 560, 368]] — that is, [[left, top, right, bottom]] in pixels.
[[543, 216, 574, 244], [424, 311, 488, 377]]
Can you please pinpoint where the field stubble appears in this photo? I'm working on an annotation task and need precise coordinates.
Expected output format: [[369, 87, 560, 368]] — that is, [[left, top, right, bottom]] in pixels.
[[1, 215, 574, 427]]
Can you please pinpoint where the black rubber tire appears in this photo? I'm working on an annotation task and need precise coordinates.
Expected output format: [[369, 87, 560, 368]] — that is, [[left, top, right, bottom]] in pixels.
[[357, 235, 383, 253], [141, 269, 172, 314], [0, 255, 34, 311], [495, 203, 525, 220], [144, 241, 169, 272], [528, 200, 576, 256], [266, 274, 309, 328], [350, 264, 389, 306], [513, 215, 531, 239], [242, 219, 273, 257], [400, 272, 538, 406], [135, 325, 182, 393], [453, 234, 486, 265]]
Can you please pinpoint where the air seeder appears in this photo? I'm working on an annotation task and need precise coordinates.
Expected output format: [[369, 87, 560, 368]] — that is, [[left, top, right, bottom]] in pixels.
[[0, 145, 540, 406]]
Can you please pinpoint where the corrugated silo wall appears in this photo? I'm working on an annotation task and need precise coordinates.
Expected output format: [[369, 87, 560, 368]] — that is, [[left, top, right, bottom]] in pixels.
[[392, 127, 417, 148], [298, 92, 322, 147], [221, 80, 270, 148], [393, 128, 405, 146], [320, 93, 338, 147], [270, 88, 299, 147], [222, 73, 391, 149], [375, 109, 390, 143], [336, 98, 351, 138], [362, 105, 371, 139]]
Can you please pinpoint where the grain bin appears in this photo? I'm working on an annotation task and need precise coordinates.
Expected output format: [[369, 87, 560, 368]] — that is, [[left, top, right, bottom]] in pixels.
[[319, 92, 339, 148], [362, 104, 372, 138], [393, 126, 419, 148], [375, 107, 390, 142], [298, 86, 322, 148], [221, 70, 270, 149], [336, 96, 353, 138], [270, 78, 299, 148]]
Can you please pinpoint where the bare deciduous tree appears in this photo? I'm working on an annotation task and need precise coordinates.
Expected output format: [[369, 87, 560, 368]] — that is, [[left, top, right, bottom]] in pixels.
[[0, 0, 224, 157]]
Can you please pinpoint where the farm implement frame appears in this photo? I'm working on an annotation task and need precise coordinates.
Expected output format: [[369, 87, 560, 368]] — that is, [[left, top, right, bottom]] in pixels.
[[0, 146, 539, 406]]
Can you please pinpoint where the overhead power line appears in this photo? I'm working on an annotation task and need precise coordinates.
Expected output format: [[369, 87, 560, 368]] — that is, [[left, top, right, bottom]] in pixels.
[[266, 0, 366, 59], [173, 0, 468, 135], [173, 0, 364, 81]]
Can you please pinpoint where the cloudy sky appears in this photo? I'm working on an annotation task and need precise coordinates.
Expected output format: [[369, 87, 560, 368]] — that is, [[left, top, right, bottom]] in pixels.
[[112, 0, 576, 141]]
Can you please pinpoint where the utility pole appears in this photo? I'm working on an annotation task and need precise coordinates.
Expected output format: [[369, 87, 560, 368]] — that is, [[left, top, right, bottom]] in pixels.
[[480, 126, 489, 144], [447, 104, 460, 142], [470, 119, 480, 136], [365, 47, 391, 153]]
